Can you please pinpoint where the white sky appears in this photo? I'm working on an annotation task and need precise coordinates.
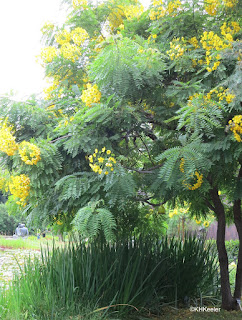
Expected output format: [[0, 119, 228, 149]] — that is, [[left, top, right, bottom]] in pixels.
[[0, 0, 150, 100]]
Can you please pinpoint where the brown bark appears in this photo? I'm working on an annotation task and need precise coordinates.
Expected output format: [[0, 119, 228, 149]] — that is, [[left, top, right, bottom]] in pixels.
[[210, 187, 237, 310], [233, 198, 242, 304]]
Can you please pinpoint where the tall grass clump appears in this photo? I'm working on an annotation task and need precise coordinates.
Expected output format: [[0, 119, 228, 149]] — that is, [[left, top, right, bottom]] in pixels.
[[0, 235, 219, 319]]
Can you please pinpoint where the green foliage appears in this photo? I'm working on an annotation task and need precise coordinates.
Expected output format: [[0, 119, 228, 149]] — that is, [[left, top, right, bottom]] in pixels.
[[89, 36, 166, 102], [156, 139, 211, 188], [176, 97, 225, 138], [0, 204, 18, 235], [104, 165, 137, 206], [72, 202, 116, 241], [0, 0, 242, 247], [225, 240, 239, 263]]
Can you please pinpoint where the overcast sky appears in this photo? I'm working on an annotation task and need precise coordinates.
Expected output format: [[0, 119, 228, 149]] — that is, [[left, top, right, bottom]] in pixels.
[[0, 0, 150, 99]]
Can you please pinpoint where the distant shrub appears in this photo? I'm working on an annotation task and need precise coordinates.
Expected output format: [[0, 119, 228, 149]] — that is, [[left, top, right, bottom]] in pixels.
[[0, 204, 19, 235]]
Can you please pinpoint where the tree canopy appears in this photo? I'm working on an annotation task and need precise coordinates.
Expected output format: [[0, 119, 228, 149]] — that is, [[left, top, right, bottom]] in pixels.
[[0, 0, 242, 309]]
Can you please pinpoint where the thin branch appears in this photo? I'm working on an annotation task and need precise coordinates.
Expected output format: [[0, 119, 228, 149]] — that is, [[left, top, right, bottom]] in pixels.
[[135, 197, 166, 208], [204, 198, 215, 212], [139, 134, 156, 166], [49, 134, 71, 143], [123, 163, 163, 174]]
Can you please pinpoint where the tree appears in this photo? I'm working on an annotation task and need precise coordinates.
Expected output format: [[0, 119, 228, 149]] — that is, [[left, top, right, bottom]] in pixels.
[[0, 0, 241, 310]]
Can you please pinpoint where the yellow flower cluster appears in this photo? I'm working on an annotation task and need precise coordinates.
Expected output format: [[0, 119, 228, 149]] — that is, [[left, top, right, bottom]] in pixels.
[[169, 207, 189, 218], [201, 31, 231, 51], [204, 0, 219, 16], [166, 38, 185, 60], [43, 79, 60, 100], [55, 29, 71, 45], [0, 123, 18, 156], [187, 93, 218, 110], [60, 43, 81, 62], [149, 0, 181, 20], [40, 46, 58, 64], [88, 147, 116, 175], [179, 157, 185, 172], [180, 158, 203, 190], [18, 141, 41, 165], [228, 115, 242, 142], [9, 174, 30, 206], [188, 37, 200, 49], [143, 102, 155, 116], [220, 21, 240, 41], [195, 218, 210, 227], [223, 0, 238, 8], [183, 171, 203, 190], [123, 5, 144, 20], [108, 4, 143, 29], [169, 208, 178, 218], [72, 0, 88, 9], [203, 221, 210, 227], [39, 27, 89, 65], [167, 0, 182, 15], [0, 122, 41, 166], [200, 31, 231, 72], [81, 83, 101, 107], [206, 87, 235, 104], [108, 7, 124, 30], [71, 27, 89, 46]]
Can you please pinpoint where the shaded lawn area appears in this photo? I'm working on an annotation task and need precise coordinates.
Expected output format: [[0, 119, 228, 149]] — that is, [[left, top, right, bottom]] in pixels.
[[153, 308, 242, 320]]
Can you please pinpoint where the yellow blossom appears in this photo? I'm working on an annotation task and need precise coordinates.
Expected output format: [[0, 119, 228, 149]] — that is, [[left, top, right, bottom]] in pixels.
[[223, 0, 238, 8], [39, 46, 58, 64], [88, 148, 116, 175], [229, 115, 242, 142], [183, 171, 203, 191], [18, 141, 41, 165], [0, 123, 18, 156], [203, 221, 210, 228], [9, 174, 30, 206], [205, 0, 219, 16], [72, 0, 88, 9], [167, 38, 185, 60], [60, 43, 81, 62], [180, 158, 185, 173], [81, 83, 101, 107], [55, 29, 71, 45], [71, 27, 89, 46]]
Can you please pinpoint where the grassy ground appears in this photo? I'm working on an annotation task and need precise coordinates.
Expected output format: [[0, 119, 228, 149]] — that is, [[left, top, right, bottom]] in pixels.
[[152, 307, 242, 320], [0, 235, 60, 250], [67, 308, 242, 320]]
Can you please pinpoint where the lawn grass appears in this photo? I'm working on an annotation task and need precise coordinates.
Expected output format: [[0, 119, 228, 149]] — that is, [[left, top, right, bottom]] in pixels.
[[0, 235, 60, 250]]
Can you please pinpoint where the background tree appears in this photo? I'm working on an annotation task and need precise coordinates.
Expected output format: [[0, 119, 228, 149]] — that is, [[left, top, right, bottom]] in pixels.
[[0, 0, 241, 310]]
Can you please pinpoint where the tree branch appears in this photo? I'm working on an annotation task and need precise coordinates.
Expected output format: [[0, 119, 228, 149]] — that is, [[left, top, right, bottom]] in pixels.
[[49, 134, 71, 143], [122, 163, 163, 174]]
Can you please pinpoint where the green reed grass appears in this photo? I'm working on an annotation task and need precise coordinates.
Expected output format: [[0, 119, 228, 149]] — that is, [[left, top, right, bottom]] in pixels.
[[0, 235, 219, 319]]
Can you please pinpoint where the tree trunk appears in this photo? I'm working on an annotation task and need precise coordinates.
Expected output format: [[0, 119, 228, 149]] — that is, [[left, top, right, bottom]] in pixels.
[[233, 199, 242, 307], [210, 188, 237, 310]]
